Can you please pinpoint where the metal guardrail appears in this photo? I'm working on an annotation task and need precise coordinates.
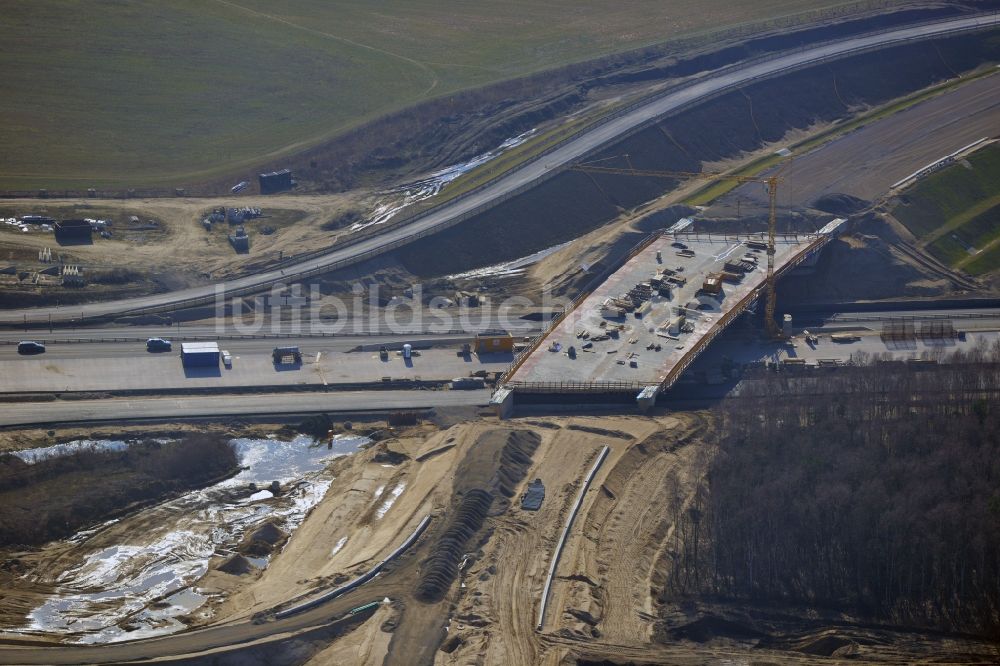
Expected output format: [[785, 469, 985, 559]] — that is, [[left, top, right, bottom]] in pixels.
[[0, 327, 513, 345], [829, 311, 1000, 322], [504, 381, 646, 393]]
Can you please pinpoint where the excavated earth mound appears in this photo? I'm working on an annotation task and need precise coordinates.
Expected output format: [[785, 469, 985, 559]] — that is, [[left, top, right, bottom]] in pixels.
[[237, 520, 289, 557], [416, 428, 542, 602], [217, 554, 254, 576], [415, 488, 494, 603]]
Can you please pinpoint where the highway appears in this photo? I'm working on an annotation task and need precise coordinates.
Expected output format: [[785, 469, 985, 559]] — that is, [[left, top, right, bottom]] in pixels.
[[1, 12, 997, 327], [0, 331, 475, 360], [0, 343, 514, 393], [0, 389, 490, 428]]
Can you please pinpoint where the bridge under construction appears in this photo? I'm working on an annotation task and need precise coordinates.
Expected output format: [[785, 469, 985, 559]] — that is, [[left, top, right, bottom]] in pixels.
[[493, 217, 847, 415]]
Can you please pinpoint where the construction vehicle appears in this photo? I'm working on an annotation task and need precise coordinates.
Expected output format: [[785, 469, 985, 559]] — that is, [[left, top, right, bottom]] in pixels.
[[570, 161, 783, 337], [272, 346, 303, 364], [700, 274, 723, 295]]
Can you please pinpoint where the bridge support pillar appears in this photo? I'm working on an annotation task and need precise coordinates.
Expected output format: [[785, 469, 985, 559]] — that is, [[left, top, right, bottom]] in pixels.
[[491, 386, 515, 420], [636, 385, 658, 413]]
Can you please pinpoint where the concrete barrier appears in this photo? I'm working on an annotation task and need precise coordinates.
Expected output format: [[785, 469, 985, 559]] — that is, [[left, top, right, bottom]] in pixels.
[[537, 445, 609, 630], [275, 515, 432, 619]]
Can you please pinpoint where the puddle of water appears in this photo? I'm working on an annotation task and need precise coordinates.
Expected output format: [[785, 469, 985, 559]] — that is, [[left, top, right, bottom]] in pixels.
[[375, 483, 406, 520], [11, 434, 367, 644], [245, 556, 269, 570], [76, 588, 209, 645], [228, 434, 360, 484], [351, 129, 536, 233]]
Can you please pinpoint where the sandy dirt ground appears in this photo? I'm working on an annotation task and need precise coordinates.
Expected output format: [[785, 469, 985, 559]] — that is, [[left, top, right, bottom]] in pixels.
[[303, 602, 394, 666], [434, 414, 704, 666], [0, 192, 362, 281], [204, 423, 463, 624], [1, 414, 997, 664]]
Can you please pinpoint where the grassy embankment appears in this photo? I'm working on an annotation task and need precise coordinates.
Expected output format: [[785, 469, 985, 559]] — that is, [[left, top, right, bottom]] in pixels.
[[0, 0, 889, 190], [892, 142, 1000, 275]]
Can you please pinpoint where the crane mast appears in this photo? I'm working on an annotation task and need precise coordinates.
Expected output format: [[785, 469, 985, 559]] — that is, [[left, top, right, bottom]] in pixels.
[[763, 175, 780, 338], [569, 163, 784, 338]]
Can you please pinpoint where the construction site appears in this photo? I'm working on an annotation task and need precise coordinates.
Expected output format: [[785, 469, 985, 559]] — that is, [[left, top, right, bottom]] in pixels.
[[496, 216, 846, 410], [1, 4, 1000, 665]]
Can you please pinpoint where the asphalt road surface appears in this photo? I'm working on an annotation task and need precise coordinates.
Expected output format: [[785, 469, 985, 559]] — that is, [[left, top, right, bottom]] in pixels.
[[1, 13, 996, 326], [0, 390, 490, 428], [0, 333, 473, 360]]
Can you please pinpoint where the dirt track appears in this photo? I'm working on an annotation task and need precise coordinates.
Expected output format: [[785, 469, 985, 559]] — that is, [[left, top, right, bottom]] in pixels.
[[436, 415, 702, 665]]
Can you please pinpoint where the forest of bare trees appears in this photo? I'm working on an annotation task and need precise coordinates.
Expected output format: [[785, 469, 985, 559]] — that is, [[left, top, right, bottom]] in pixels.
[[0, 435, 237, 547], [665, 344, 1000, 638]]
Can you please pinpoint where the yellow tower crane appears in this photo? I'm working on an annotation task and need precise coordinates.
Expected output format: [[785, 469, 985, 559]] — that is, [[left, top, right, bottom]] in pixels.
[[569, 162, 783, 338]]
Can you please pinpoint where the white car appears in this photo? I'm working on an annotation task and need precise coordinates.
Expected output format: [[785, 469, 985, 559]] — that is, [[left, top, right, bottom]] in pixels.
[[222, 350, 232, 368]]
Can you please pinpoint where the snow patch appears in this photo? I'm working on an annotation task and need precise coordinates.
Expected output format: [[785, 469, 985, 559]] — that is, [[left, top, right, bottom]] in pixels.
[[352, 129, 536, 233]]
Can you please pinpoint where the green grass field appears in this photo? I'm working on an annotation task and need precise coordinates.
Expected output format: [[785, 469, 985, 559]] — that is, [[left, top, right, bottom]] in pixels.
[[962, 236, 1000, 274], [893, 144, 1000, 275], [1, 0, 871, 190]]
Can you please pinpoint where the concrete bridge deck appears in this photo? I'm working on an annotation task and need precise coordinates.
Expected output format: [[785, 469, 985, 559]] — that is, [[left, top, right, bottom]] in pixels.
[[502, 219, 846, 399]]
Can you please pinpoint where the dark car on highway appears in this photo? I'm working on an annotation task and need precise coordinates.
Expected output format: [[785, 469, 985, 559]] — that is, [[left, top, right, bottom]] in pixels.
[[146, 337, 172, 352], [17, 341, 46, 355]]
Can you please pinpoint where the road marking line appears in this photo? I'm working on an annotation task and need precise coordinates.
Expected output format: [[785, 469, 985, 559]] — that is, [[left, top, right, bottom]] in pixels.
[[713, 243, 741, 261], [314, 352, 328, 385]]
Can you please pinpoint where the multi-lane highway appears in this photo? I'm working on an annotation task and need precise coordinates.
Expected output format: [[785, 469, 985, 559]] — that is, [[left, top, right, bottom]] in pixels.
[[1, 13, 997, 327], [0, 389, 490, 428], [0, 329, 474, 360], [0, 323, 528, 394]]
